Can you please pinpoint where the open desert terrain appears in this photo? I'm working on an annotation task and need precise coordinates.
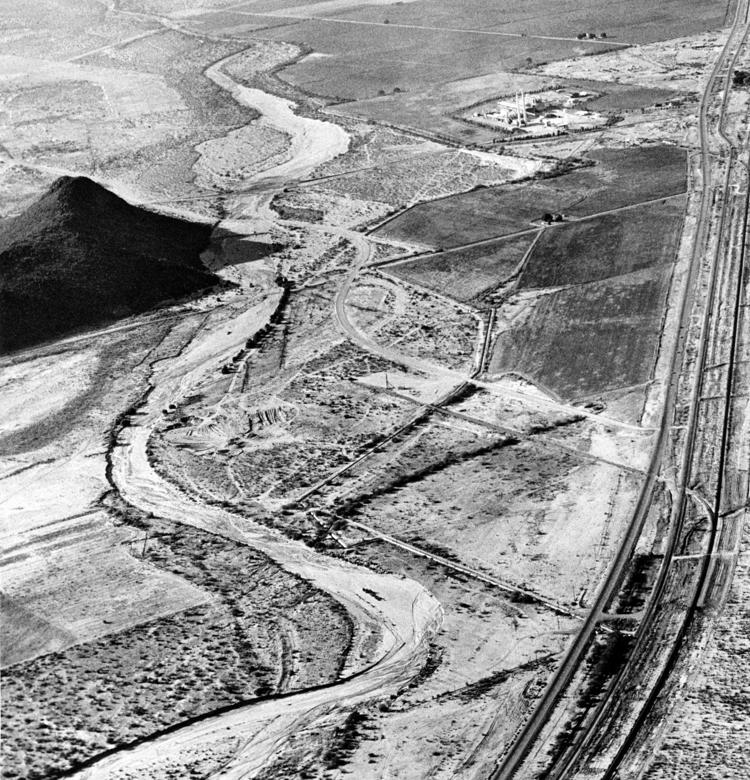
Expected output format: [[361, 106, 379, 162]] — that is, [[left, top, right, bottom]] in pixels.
[[0, 0, 748, 779]]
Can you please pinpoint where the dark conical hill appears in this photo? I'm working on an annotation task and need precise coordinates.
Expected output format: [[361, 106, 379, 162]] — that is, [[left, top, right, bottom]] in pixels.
[[0, 176, 220, 354]]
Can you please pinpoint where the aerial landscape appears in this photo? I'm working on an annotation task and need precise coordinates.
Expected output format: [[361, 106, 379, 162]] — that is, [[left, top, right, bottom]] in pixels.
[[0, 0, 748, 778]]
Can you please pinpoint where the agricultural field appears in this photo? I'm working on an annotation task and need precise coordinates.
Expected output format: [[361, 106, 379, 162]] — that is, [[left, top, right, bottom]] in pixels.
[[490, 265, 674, 400], [385, 233, 536, 305], [519, 196, 686, 288], [0, 317, 200, 543], [216, 0, 730, 107], [317, 0, 730, 45], [255, 19, 616, 102], [376, 145, 687, 249], [0, 514, 213, 668]]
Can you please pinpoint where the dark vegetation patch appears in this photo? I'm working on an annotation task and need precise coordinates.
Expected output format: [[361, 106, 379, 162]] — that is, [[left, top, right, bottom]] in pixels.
[[386, 232, 535, 304], [271, 199, 325, 223], [545, 629, 635, 774], [376, 145, 686, 249], [0, 514, 352, 780], [0, 177, 222, 354], [249, 706, 378, 780], [404, 643, 445, 692], [438, 653, 556, 703], [607, 553, 663, 615], [490, 265, 673, 399], [519, 197, 685, 288], [323, 710, 372, 770]]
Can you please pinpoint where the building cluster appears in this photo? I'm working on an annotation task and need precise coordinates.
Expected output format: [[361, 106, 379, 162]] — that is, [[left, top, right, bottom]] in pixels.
[[470, 88, 609, 138]]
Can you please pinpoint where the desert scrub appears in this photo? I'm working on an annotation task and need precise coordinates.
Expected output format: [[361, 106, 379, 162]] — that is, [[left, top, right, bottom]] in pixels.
[[1, 521, 352, 779]]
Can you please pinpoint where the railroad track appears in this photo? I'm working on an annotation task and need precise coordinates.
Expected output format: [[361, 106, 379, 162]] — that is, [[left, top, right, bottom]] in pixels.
[[596, 175, 749, 780], [490, 1, 750, 776]]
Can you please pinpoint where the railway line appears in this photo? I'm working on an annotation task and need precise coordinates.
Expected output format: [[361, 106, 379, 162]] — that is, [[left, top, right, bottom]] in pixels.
[[491, 0, 750, 776]]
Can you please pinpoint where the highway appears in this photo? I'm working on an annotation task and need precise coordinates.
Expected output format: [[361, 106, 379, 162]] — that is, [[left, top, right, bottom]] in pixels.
[[491, 0, 750, 776]]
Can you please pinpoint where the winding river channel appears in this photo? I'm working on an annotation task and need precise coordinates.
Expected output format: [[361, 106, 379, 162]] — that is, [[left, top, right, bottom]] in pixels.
[[74, 54, 443, 779]]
